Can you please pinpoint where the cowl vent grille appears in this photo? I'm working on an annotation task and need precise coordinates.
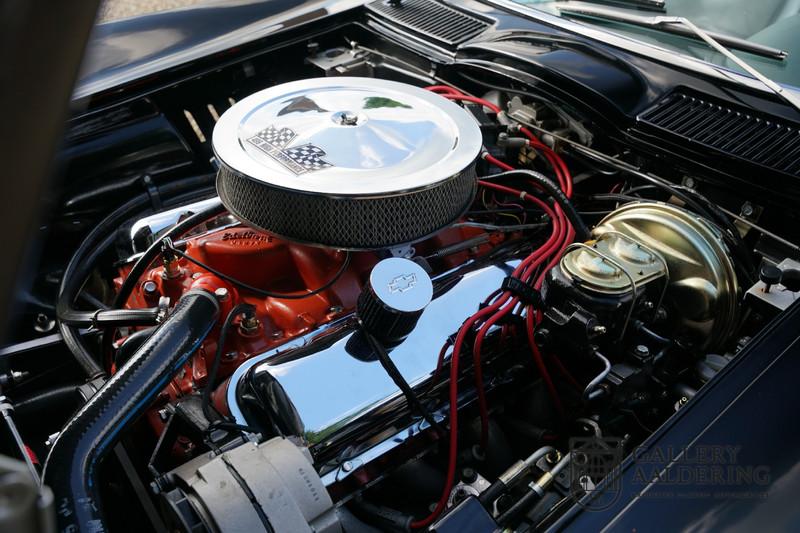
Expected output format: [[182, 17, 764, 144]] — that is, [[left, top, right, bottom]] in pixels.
[[639, 91, 800, 176], [366, 0, 491, 47]]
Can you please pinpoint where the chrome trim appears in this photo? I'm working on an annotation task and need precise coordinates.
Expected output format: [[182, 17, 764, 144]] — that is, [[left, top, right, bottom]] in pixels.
[[212, 77, 482, 196], [228, 260, 518, 455], [128, 197, 223, 253], [226, 319, 347, 425], [225, 257, 492, 424], [319, 412, 443, 486], [225, 259, 496, 426], [557, 6, 787, 61]]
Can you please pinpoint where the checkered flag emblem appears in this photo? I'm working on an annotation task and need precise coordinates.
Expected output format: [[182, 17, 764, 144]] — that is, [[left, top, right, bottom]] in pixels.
[[246, 125, 333, 175], [284, 144, 333, 172], [255, 125, 296, 149]]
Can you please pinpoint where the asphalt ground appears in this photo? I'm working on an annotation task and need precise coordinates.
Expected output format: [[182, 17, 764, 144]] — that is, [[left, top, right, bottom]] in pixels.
[[98, 0, 206, 22]]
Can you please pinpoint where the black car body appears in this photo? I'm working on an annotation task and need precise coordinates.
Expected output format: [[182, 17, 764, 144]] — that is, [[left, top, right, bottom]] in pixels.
[[2, 1, 800, 531]]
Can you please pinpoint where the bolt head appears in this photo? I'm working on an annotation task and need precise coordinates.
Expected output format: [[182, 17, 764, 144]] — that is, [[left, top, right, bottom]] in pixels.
[[142, 280, 158, 295], [240, 314, 260, 334], [45, 432, 60, 447], [591, 324, 607, 335], [214, 287, 229, 300], [533, 328, 551, 347], [34, 313, 55, 333], [461, 467, 477, 483]]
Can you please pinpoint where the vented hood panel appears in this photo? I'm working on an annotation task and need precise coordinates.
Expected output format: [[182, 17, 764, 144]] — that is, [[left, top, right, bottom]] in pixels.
[[366, 0, 491, 48], [638, 90, 800, 177]]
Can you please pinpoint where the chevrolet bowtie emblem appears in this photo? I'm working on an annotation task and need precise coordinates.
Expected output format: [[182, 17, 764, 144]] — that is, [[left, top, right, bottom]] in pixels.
[[388, 273, 417, 294], [247, 125, 333, 175]]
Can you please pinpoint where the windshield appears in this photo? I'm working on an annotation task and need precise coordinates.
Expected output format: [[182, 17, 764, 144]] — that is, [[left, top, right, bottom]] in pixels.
[[512, 0, 800, 88]]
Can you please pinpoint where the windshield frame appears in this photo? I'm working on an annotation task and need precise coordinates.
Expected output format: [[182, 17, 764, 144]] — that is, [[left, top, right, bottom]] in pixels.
[[483, 0, 800, 100]]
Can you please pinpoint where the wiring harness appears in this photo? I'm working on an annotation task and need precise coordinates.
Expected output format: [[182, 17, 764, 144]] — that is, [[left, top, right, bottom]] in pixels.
[[410, 86, 583, 529]]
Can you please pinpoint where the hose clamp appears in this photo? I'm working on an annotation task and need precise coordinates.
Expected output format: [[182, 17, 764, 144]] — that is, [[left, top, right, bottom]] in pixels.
[[90, 309, 103, 329], [156, 297, 171, 323]]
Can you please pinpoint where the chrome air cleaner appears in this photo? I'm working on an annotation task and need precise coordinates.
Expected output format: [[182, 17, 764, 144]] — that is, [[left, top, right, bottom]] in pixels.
[[213, 77, 482, 249]]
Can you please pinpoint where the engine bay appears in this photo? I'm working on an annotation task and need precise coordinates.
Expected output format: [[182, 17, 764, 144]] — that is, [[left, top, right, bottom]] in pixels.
[[5, 11, 800, 532]]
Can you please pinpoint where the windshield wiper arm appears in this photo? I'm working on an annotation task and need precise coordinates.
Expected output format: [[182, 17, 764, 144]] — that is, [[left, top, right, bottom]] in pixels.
[[558, 7, 800, 112], [558, 0, 666, 13], [660, 16, 800, 113], [558, 5, 788, 60]]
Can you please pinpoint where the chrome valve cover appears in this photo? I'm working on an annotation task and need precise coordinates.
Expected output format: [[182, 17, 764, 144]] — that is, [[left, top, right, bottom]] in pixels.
[[227, 260, 516, 463]]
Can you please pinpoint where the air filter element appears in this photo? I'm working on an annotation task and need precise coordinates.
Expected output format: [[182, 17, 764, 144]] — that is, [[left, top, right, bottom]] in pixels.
[[213, 77, 482, 249]]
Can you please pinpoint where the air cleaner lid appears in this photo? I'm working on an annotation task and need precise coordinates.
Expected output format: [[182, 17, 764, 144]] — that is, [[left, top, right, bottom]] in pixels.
[[213, 77, 482, 196], [213, 77, 482, 249]]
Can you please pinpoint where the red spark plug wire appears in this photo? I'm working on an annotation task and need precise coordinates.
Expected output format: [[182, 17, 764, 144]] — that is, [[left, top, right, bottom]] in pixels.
[[411, 85, 577, 529]]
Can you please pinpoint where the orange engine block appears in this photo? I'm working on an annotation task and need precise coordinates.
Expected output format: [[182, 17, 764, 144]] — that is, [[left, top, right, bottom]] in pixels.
[[114, 219, 502, 449]]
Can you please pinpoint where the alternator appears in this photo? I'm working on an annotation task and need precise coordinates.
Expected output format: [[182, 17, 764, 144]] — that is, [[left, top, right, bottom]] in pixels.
[[160, 437, 340, 533]]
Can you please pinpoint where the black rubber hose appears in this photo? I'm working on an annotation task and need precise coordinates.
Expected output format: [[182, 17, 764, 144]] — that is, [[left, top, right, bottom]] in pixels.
[[165, 241, 351, 300], [57, 185, 215, 377], [202, 303, 254, 423], [114, 327, 154, 367], [43, 290, 219, 533], [112, 198, 225, 310], [360, 324, 446, 437], [496, 489, 541, 527], [63, 174, 213, 211], [481, 170, 591, 241], [58, 307, 161, 327], [350, 497, 413, 532], [478, 479, 507, 507], [99, 198, 227, 364], [11, 385, 81, 417], [57, 179, 216, 324], [57, 195, 152, 376]]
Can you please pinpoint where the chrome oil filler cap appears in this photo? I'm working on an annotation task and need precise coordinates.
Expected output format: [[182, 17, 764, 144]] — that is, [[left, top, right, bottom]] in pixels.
[[358, 257, 434, 343]]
